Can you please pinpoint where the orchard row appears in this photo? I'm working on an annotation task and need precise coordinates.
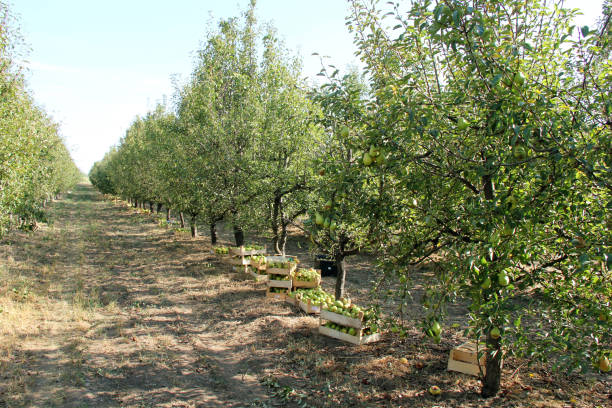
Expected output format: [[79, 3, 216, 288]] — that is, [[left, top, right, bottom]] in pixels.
[[0, 3, 81, 237], [90, 1, 611, 397]]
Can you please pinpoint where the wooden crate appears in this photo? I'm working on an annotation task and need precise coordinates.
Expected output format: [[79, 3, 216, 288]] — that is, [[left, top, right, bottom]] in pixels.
[[320, 308, 364, 329], [266, 288, 290, 301], [267, 264, 296, 275], [250, 259, 267, 270], [246, 269, 268, 282], [230, 246, 266, 257], [447, 342, 486, 377], [297, 297, 322, 314], [268, 255, 298, 261], [227, 256, 251, 266], [292, 277, 321, 289], [267, 279, 293, 289], [266, 255, 298, 275], [318, 325, 381, 345]]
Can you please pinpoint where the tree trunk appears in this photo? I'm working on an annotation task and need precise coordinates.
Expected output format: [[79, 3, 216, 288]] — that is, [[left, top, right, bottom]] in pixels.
[[210, 223, 217, 245], [481, 332, 503, 397], [278, 221, 288, 256], [480, 173, 502, 397], [233, 225, 245, 247], [149, 202, 154, 212], [133, 199, 138, 208], [166, 208, 171, 222], [156, 203, 163, 213], [179, 212, 185, 228], [271, 195, 281, 254], [190, 215, 197, 238], [334, 252, 347, 300]]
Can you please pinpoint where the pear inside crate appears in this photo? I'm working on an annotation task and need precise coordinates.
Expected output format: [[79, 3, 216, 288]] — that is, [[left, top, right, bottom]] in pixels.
[[318, 298, 381, 345], [266, 255, 298, 275]]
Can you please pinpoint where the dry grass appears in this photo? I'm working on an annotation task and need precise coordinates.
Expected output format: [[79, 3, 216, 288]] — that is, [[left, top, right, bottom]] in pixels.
[[0, 184, 609, 408]]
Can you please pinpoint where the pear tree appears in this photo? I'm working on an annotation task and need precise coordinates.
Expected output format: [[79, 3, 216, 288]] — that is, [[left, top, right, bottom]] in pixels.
[[345, 0, 611, 397]]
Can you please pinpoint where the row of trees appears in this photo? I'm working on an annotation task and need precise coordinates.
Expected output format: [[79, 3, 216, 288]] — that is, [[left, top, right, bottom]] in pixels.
[[90, 0, 610, 397], [0, 2, 81, 238], [90, 2, 323, 255]]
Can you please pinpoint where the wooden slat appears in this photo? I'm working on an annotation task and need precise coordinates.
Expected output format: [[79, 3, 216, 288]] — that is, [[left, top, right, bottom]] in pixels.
[[230, 246, 266, 256], [320, 309, 363, 329], [246, 270, 268, 282], [447, 342, 486, 376], [318, 325, 380, 345], [267, 279, 292, 289], [227, 257, 251, 266], [292, 276, 321, 288], [265, 290, 289, 301], [298, 298, 322, 314], [267, 264, 296, 275]]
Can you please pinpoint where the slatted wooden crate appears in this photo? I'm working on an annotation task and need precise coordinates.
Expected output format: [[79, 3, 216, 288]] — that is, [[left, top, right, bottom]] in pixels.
[[319, 306, 381, 345], [229, 245, 266, 257], [265, 288, 290, 301], [267, 278, 293, 290], [297, 297, 322, 314], [227, 256, 251, 266], [318, 325, 381, 345], [320, 308, 364, 329], [267, 264, 296, 275], [245, 267, 268, 282], [292, 270, 321, 289], [250, 258, 267, 271], [447, 342, 486, 377], [285, 294, 298, 306], [266, 255, 298, 275]]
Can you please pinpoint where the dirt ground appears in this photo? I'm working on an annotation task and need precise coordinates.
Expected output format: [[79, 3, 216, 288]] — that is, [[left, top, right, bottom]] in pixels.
[[0, 183, 609, 407]]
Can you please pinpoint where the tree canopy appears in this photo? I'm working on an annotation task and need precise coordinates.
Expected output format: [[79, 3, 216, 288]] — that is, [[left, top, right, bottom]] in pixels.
[[0, 2, 81, 237]]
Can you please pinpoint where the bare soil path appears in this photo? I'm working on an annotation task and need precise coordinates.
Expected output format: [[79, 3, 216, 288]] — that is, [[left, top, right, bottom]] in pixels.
[[0, 183, 285, 407], [1, 183, 609, 408]]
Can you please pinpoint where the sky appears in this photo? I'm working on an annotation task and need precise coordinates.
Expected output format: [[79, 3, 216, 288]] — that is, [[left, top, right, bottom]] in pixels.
[[10, 0, 606, 174]]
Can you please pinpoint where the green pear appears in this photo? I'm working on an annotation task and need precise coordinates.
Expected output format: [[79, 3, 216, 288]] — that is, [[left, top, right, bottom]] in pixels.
[[457, 117, 469, 131], [369, 144, 380, 157], [431, 321, 441, 336], [498, 272, 510, 286], [490, 327, 501, 339], [514, 72, 525, 86], [340, 125, 349, 138], [599, 356, 610, 372]]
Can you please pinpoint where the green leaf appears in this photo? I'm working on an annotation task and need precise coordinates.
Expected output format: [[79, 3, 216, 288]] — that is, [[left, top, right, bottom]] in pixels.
[[581, 26, 589, 37]]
